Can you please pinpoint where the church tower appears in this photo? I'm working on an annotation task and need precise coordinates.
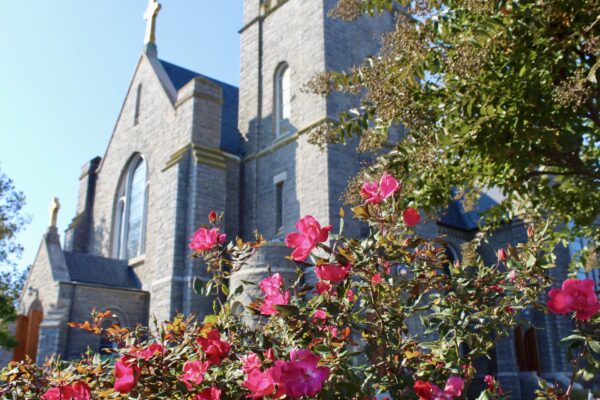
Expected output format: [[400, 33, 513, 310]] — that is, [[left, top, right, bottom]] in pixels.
[[231, 0, 395, 302]]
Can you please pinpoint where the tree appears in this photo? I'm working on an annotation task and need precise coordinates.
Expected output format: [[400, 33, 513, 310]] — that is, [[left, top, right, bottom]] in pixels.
[[309, 0, 600, 265], [0, 166, 27, 349]]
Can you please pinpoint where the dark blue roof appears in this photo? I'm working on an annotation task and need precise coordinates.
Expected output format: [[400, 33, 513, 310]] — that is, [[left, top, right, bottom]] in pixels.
[[438, 193, 498, 231], [159, 60, 241, 155], [64, 252, 141, 289]]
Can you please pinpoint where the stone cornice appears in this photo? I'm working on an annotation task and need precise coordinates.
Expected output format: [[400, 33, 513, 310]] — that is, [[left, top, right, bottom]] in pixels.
[[162, 143, 241, 172], [243, 118, 334, 163]]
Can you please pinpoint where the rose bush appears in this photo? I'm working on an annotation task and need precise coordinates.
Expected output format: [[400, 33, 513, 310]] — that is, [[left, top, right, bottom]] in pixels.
[[1, 173, 599, 399]]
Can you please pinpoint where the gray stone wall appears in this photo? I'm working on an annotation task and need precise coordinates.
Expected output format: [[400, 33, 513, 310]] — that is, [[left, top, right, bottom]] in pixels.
[[65, 284, 149, 359]]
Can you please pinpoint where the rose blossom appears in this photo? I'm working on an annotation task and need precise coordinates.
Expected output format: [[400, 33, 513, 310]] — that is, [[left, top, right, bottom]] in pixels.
[[403, 207, 422, 227], [443, 377, 464, 397], [114, 360, 139, 394], [129, 343, 164, 361], [497, 248, 508, 262], [242, 353, 263, 374], [413, 380, 434, 400], [208, 210, 218, 223], [259, 273, 291, 315], [197, 329, 231, 365], [315, 263, 351, 283], [189, 227, 227, 252], [178, 360, 210, 390], [371, 273, 382, 285], [413, 377, 464, 400], [280, 349, 330, 399], [360, 172, 400, 204], [315, 280, 333, 294], [284, 216, 332, 261], [547, 278, 600, 320], [243, 369, 276, 399], [195, 387, 222, 400], [42, 382, 91, 400]]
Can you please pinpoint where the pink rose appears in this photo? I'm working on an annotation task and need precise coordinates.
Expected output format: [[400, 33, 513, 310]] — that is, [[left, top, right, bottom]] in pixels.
[[189, 227, 227, 252], [208, 210, 218, 223], [285, 216, 332, 261], [114, 360, 139, 394], [42, 382, 91, 400], [507, 270, 517, 283], [197, 329, 231, 365], [129, 343, 164, 361], [280, 349, 330, 399], [403, 208, 421, 227], [178, 360, 209, 390], [497, 248, 508, 262], [312, 309, 328, 322], [259, 273, 285, 297], [443, 377, 464, 397], [414, 380, 434, 400], [259, 273, 291, 316], [414, 377, 464, 400], [371, 273, 383, 285], [360, 172, 400, 204], [315, 280, 333, 294], [346, 289, 355, 302], [547, 279, 600, 320], [242, 353, 263, 374], [243, 369, 276, 399], [315, 263, 351, 283], [195, 387, 222, 400]]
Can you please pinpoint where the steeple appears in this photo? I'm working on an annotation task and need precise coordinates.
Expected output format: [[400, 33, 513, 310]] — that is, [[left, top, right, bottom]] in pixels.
[[143, 0, 161, 56]]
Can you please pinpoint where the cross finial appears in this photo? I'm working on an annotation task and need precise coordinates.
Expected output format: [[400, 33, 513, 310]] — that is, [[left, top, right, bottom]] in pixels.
[[143, 0, 161, 47], [49, 197, 60, 228]]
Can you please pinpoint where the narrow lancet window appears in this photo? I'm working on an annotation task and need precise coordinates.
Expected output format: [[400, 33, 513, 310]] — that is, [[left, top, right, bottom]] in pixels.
[[134, 84, 142, 125], [274, 64, 291, 137]]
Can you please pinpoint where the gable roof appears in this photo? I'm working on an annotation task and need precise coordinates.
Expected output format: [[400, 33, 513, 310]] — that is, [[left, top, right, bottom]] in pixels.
[[64, 252, 141, 290], [159, 60, 241, 155]]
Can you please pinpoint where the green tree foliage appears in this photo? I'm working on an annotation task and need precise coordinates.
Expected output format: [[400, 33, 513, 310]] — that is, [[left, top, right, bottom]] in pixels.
[[311, 0, 600, 264], [0, 166, 27, 349]]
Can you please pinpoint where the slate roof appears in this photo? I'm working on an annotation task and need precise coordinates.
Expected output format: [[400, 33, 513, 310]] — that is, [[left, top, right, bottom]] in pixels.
[[159, 60, 242, 156], [63, 252, 141, 290], [438, 193, 499, 231]]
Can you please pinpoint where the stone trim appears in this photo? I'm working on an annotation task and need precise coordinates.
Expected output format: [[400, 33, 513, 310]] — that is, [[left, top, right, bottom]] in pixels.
[[243, 118, 334, 163], [162, 143, 241, 172], [239, 0, 290, 34], [175, 91, 224, 108], [61, 281, 149, 294]]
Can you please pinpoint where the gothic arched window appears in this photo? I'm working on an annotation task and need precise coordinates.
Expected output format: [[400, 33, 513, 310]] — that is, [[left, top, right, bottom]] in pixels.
[[113, 155, 148, 260], [274, 63, 291, 138]]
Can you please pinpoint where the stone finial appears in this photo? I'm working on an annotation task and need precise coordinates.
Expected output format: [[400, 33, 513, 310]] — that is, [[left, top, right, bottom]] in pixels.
[[49, 197, 60, 228], [143, 0, 161, 48]]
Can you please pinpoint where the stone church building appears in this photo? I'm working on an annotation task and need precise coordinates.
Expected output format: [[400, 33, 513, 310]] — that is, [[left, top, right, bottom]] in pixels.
[[12, 0, 579, 398]]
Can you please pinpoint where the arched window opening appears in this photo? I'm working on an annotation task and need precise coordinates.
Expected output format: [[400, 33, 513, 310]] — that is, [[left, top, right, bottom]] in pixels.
[[113, 155, 148, 260], [515, 326, 541, 374], [274, 64, 291, 138], [99, 316, 120, 354], [134, 84, 142, 125]]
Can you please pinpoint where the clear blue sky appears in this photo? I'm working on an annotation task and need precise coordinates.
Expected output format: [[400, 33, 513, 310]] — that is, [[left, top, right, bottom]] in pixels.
[[0, 1, 242, 272]]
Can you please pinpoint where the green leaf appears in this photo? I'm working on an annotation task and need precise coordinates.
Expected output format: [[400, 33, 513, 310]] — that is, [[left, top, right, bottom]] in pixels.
[[559, 334, 586, 346], [588, 340, 600, 354], [193, 277, 205, 296], [273, 304, 300, 317]]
